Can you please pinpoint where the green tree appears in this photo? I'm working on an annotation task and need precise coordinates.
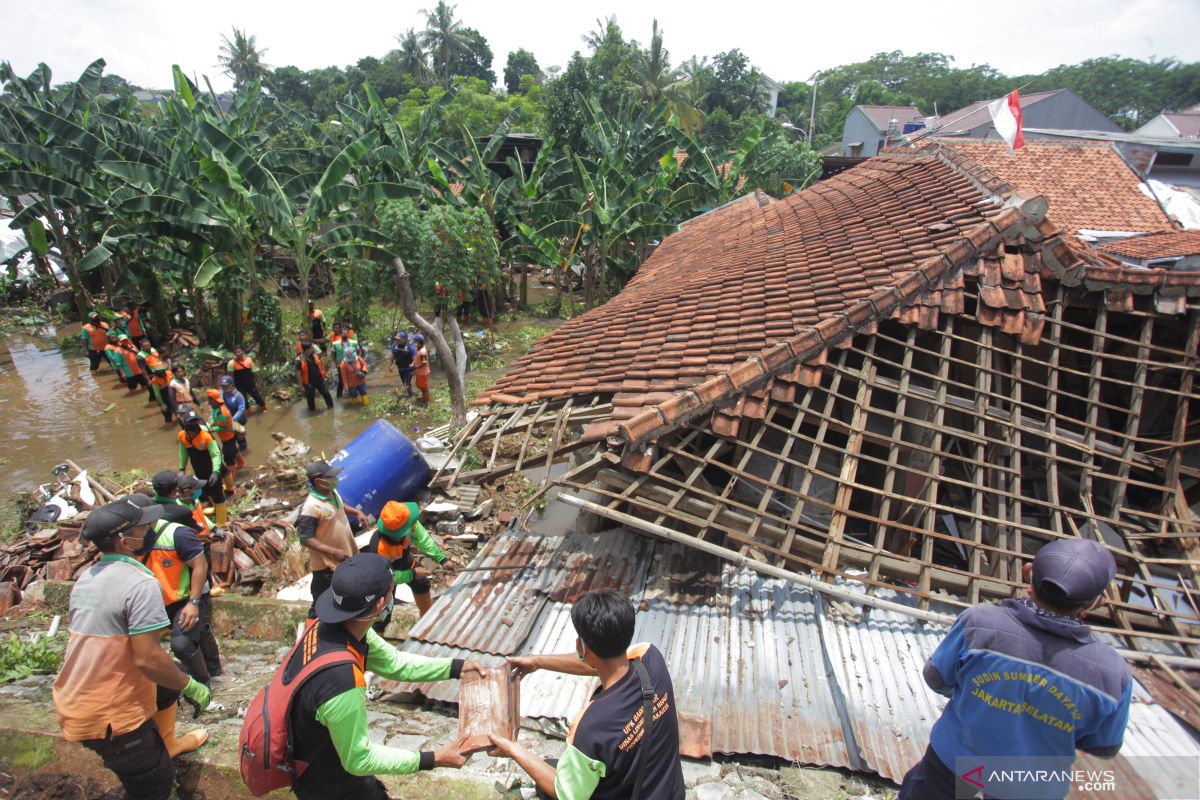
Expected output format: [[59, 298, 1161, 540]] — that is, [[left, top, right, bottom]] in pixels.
[[420, 1, 470, 89], [394, 28, 433, 87], [543, 54, 595, 153], [218, 28, 270, 89], [446, 28, 495, 88], [504, 49, 541, 94], [626, 20, 702, 132], [702, 49, 765, 118]]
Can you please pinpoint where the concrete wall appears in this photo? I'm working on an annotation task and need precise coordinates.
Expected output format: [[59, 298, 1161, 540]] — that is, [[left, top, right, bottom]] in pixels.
[[842, 108, 885, 156]]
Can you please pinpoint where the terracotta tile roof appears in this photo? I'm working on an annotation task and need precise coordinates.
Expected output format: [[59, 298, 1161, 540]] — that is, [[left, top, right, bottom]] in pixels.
[[856, 105, 925, 132], [1163, 112, 1200, 138], [479, 155, 1001, 413], [930, 89, 1062, 135], [1100, 230, 1200, 260], [911, 138, 1174, 235]]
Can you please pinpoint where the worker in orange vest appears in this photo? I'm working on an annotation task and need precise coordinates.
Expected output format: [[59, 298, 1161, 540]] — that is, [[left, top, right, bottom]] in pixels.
[[177, 412, 227, 525], [226, 346, 267, 412], [297, 341, 333, 411], [205, 389, 242, 492], [137, 339, 175, 423], [116, 300, 148, 342], [80, 311, 110, 373], [413, 334, 431, 405]]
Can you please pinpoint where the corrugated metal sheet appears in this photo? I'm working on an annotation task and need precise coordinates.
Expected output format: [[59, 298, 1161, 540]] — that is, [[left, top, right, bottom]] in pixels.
[[389, 527, 1200, 789], [819, 589, 950, 781]]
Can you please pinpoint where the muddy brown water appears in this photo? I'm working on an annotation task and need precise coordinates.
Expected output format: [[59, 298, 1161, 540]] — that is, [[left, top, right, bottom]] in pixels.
[[0, 328, 453, 496]]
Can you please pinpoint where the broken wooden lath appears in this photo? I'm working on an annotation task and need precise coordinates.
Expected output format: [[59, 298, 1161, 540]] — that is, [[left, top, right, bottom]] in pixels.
[[558, 281, 1200, 656]]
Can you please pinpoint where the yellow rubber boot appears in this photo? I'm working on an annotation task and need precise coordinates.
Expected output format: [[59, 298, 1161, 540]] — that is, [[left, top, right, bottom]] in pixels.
[[361, 394, 369, 406], [214, 502, 228, 525], [151, 703, 208, 758]]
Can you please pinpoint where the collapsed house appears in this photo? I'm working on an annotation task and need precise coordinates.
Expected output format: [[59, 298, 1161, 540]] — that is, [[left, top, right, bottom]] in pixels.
[[398, 140, 1200, 794]]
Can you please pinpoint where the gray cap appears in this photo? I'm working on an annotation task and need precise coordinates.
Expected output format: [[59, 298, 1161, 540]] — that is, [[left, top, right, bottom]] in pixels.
[[1032, 539, 1116, 604]]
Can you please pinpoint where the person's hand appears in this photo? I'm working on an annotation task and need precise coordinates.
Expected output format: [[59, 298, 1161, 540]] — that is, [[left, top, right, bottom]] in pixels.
[[486, 733, 515, 758], [412, 566, 430, 582], [181, 677, 210, 715], [332, 548, 352, 564], [438, 556, 457, 570], [205, 473, 220, 488], [177, 603, 200, 632], [460, 661, 486, 680], [506, 655, 539, 679], [433, 738, 470, 769]]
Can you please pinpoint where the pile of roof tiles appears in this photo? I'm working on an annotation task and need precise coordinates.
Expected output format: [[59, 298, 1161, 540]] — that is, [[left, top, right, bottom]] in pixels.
[[208, 519, 292, 586], [0, 519, 90, 615]]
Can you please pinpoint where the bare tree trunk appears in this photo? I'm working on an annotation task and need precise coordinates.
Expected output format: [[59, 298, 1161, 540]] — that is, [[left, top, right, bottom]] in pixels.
[[394, 258, 468, 426]]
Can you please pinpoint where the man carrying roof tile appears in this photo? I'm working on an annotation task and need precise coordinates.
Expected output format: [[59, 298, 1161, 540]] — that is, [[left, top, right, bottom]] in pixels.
[[900, 539, 1132, 800], [488, 589, 686, 800]]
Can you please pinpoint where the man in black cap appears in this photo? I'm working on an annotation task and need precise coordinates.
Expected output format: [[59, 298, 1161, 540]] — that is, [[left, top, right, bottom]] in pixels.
[[52, 495, 211, 800], [900, 539, 1133, 800], [297, 459, 369, 618], [284, 553, 480, 799], [151, 470, 209, 529]]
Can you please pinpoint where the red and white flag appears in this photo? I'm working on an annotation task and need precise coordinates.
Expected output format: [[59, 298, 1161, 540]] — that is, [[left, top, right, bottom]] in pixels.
[[988, 90, 1024, 154]]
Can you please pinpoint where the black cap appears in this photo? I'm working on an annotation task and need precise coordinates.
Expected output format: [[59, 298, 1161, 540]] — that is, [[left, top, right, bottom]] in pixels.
[[315, 553, 393, 622], [180, 411, 202, 428], [1032, 539, 1117, 604], [306, 459, 342, 481], [151, 470, 203, 496], [82, 493, 164, 542]]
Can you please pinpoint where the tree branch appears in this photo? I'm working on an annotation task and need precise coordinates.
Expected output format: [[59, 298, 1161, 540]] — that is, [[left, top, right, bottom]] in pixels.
[[393, 257, 467, 425]]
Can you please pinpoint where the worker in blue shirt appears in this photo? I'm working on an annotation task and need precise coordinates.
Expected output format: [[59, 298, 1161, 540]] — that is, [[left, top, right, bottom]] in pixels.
[[901, 539, 1132, 800], [218, 375, 248, 453]]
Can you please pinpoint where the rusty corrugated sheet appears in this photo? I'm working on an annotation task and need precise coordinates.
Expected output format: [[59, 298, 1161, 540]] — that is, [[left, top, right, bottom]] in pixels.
[[818, 588, 951, 781]]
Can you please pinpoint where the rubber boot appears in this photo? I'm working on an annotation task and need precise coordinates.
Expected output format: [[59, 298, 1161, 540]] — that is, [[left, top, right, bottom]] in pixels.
[[214, 502, 228, 525], [414, 591, 433, 617], [151, 703, 208, 758], [361, 394, 369, 406], [177, 646, 212, 686]]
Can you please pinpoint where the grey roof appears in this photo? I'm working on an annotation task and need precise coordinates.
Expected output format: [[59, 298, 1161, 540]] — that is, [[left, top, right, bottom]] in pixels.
[[934, 89, 1063, 134], [385, 527, 1200, 788], [1163, 113, 1200, 138], [1023, 127, 1200, 152], [855, 105, 925, 132]]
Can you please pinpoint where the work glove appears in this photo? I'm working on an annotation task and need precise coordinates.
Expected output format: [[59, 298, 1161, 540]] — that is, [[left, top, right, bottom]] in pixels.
[[205, 472, 220, 488], [181, 677, 211, 719]]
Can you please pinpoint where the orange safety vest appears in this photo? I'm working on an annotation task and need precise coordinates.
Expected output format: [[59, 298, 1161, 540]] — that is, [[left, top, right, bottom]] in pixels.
[[127, 308, 145, 339], [376, 536, 410, 561], [140, 521, 192, 605], [119, 345, 143, 376], [229, 356, 255, 372], [210, 403, 236, 442], [179, 427, 216, 451], [191, 502, 213, 544], [297, 355, 325, 385], [83, 322, 108, 350], [144, 351, 172, 387]]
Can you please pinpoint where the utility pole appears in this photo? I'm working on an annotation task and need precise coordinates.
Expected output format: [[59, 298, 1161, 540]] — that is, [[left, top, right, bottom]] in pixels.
[[807, 77, 820, 146]]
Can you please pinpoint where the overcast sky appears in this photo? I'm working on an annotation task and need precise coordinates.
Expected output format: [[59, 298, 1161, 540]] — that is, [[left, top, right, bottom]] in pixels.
[[2, 0, 1198, 92]]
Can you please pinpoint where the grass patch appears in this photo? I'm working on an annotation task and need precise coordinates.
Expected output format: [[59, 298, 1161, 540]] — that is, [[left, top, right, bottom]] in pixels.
[[365, 375, 491, 435], [0, 633, 65, 685], [0, 491, 38, 545]]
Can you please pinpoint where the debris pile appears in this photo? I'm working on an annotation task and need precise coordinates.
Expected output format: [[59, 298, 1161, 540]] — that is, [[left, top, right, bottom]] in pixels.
[[0, 518, 89, 615]]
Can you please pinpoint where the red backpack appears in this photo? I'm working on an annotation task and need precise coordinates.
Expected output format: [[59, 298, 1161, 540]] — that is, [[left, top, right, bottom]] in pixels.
[[239, 624, 358, 796]]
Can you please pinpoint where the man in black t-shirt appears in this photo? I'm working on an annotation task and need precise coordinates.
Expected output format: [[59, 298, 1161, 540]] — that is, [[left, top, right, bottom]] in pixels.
[[488, 589, 685, 800]]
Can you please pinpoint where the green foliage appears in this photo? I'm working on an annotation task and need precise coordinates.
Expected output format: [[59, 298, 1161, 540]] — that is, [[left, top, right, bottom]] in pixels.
[[0, 491, 38, 544], [379, 199, 499, 301], [504, 49, 541, 94], [0, 633, 65, 684], [248, 285, 284, 363], [333, 258, 383, 333]]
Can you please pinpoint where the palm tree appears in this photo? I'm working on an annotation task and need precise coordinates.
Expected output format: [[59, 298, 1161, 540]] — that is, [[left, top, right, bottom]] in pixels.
[[628, 21, 703, 133], [581, 15, 618, 51], [395, 28, 432, 87], [419, 2, 469, 88], [218, 28, 269, 89]]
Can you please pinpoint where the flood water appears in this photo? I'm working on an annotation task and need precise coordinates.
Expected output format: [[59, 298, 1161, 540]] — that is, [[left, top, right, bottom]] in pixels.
[[0, 328, 421, 495]]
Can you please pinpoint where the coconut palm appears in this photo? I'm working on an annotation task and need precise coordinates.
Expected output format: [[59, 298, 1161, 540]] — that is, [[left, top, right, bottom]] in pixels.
[[217, 28, 269, 89], [581, 15, 618, 51], [420, 2, 469, 88], [627, 20, 703, 133], [395, 28, 432, 86]]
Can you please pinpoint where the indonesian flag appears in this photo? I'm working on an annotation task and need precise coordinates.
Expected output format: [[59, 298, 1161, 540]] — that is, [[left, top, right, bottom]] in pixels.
[[988, 90, 1024, 154]]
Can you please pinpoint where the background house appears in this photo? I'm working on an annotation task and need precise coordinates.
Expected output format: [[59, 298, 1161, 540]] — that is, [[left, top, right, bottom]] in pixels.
[[840, 104, 925, 156], [924, 88, 1120, 141]]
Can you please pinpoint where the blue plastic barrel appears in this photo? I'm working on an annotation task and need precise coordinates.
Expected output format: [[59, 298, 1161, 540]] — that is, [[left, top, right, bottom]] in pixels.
[[327, 420, 431, 517]]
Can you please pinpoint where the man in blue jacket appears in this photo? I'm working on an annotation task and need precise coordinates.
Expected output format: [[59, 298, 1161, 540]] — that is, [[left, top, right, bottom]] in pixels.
[[901, 538, 1132, 800]]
